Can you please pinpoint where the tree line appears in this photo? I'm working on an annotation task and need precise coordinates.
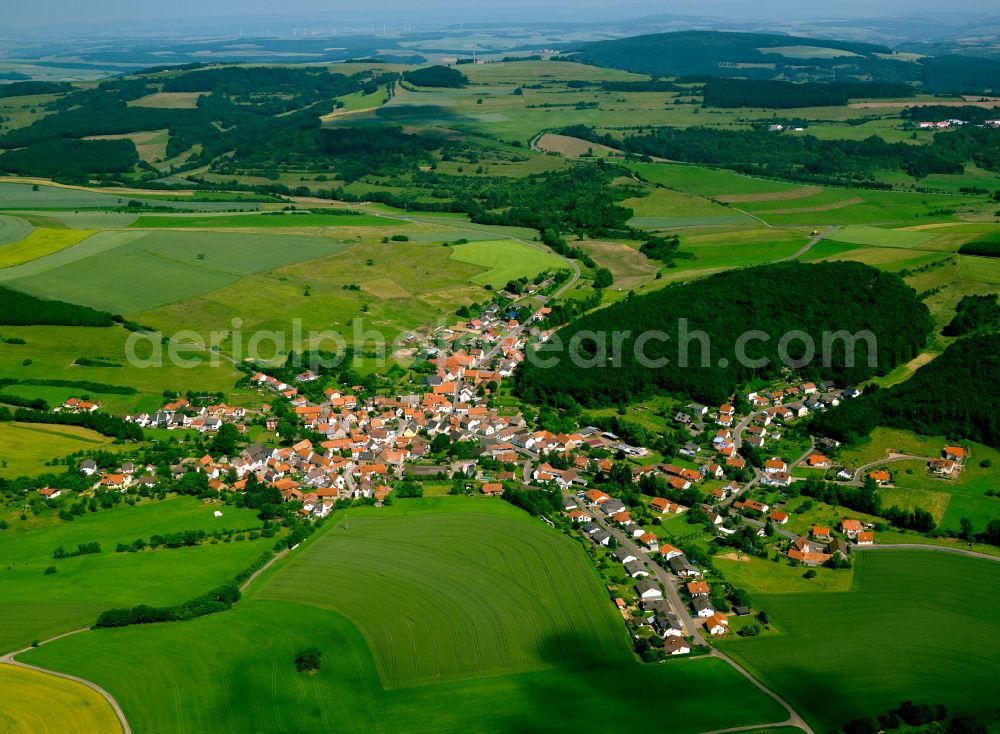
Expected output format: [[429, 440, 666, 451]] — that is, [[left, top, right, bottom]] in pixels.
[[703, 79, 913, 108]]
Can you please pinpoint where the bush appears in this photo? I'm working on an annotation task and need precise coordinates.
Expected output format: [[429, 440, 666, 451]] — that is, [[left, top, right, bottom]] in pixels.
[[44, 565, 57, 575], [294, 647, 323, 672]]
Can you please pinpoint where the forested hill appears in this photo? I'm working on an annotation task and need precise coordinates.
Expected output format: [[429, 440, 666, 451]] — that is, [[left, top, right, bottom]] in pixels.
[[811, 333, 1000, 447], [566, 31, 1000, 93], [514, 261, 932, 408]]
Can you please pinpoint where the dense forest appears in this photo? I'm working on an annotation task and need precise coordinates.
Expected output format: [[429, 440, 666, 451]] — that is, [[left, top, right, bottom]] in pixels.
[[0, 81, 72, 97], [0, 138, 139, 178], [943, 294, 1000, 336], [402, 65, 468, 88], [562, 124, 1000, 183], [0, 65, 394, 182], [957, 238, 1000, 258], [515, 261, 932, 407], [0, 285, 116, 327], [810, 333, 1000, 447], [703, 79, 913, 108], [568, 31, 1000, 94]]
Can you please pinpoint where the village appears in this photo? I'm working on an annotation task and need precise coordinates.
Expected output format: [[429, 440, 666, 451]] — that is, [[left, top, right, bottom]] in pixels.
[[37, 295, 972, 656]]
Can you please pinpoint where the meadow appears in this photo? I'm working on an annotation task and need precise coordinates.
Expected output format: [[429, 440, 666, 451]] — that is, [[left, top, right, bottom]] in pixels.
[[0, 665, 123, 734], [719, 550, 1000, 732], [448, 239, 567, 289], [0, 496, 270, 653], [21, 497, 789, 733], [0, 213, 32, 245], [0, 422, 115, 479], [0, 182, 261, 211]]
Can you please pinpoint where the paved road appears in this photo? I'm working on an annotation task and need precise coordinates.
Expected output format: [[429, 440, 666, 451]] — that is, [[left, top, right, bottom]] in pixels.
[[1, 629, 132, 734], [855, 543, 1000, 562], [849, 453, 930, 485]]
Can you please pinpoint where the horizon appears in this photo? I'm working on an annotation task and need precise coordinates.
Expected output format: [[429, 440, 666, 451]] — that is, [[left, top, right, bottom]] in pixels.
[[6, 2, 1000, 31]]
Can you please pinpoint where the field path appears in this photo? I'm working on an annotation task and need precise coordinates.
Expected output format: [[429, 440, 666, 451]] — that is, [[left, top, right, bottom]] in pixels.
[[1, 628, 132, 734], [240, 547, 290, 593], [705, 650, 815, 734], [780, 225, 836, 261]]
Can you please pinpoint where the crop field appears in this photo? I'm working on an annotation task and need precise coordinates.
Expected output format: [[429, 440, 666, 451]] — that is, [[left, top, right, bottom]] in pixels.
[[0, 665, 123, 734], [0, 496, 270, 653], [137, 238, 490, 355], [448, 240, 567, 289], [0, 214, 32, 245], [0, 422, 115, 479], [0, 229, 355, 313], [254, 498, 630, 686], [131, 212, 397, 229], [0, 227, 94, 268], [0, 182, 261, 211], [21, 498, 788, 733], [719, 550, 1000, 732], [826, 224, 939, 248], [577, 239, 658, 291]]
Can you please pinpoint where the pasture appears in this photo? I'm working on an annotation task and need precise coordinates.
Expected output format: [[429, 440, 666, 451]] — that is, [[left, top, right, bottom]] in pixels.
[[0, 665, 123, 734], [0, 325, 249, 410], [719, 550, 1000, 732], [21, 498, 788, 733], [0, 423, 115, 479], [448, 240, 566, 289], [0, 496, 270, 653]]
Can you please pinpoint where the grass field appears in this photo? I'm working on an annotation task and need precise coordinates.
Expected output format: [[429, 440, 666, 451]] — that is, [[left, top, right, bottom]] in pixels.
[[0, 227, 93, 268], [714, 552, 855, 594], [20, 498, 788, 733], [0, 665, 123, 734], [0, 496, 270, 653], [0, 423, 115, 479], [719, 550, 1000, 732], [448, 240, 566, 289], [0, 325, 249, 411], [0, 182, 261, 211]]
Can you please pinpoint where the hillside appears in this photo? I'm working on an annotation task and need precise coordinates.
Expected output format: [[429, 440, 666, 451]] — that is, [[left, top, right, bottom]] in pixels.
[[515, 261, 932, 407], [811, 332, 1000, 447], [567, 31, 1000, 93]]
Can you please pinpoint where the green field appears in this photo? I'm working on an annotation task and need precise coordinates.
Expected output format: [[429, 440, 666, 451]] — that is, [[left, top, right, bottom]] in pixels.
[[0, 496, 270, 653], [20, 498, 788, 733], [0, 213, 33, 245], [0, 665, 123, 734], [131, 212, 396, 228], [0, 182, 261, 211], [0, 229, 354, 313], [0, 422, 115, 479], [255, 498, 629, 686], [448, 240, 567, 289], [720, 550, 1000, 732]]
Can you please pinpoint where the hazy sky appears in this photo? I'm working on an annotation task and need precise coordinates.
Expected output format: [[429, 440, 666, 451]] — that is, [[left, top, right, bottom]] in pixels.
[[6, 0, 998, 28]]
